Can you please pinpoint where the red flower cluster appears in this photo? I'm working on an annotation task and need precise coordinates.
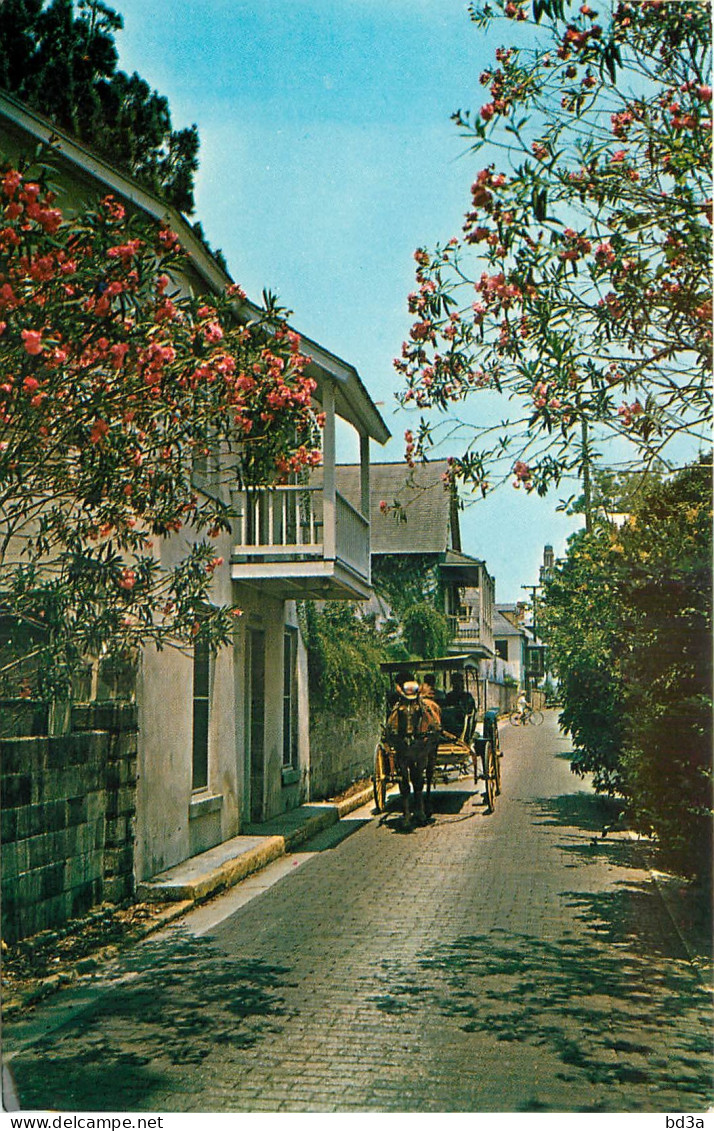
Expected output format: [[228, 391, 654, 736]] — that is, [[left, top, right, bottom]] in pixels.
[[512, 461, 533, 490], [618, 400, 643, 426], [559, 228, 592, 263], [0, 163, 325, 548]]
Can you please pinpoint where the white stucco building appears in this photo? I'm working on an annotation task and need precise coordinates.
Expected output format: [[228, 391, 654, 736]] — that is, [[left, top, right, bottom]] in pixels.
[[0, 91, 390, 885]]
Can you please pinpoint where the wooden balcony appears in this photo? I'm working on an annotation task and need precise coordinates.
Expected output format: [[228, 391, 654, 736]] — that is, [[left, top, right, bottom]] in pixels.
[[446, 615, 493, 658], [231, 484, 372, 600], [230, 361, 389, 602]]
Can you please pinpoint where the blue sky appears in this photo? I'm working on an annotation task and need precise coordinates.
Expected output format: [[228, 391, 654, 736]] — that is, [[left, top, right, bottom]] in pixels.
[[114, 0, 583, 603]]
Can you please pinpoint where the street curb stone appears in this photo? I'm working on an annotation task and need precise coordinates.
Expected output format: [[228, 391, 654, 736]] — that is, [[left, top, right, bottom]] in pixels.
[[3, 785, 380, 1017], [137, 785, 377, 904]]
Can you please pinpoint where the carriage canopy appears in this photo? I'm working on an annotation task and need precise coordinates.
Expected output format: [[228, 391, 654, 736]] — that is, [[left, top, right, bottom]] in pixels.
[[379, 654, 482, 676]]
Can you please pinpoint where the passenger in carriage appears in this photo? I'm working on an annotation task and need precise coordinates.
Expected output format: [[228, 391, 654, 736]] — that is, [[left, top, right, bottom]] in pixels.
[[417, 671, 442, 733], [442, 672, 476, 741], [419, 672, 443, 707]]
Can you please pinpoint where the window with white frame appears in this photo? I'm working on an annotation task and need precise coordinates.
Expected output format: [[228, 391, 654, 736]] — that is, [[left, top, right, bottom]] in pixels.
[[192, 634, 211, 791], [282, 628, 298, 770]]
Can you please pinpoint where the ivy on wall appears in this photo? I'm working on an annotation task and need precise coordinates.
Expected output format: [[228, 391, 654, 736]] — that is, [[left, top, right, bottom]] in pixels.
[[371, 554, 441, 618], [299, 603, 388, 719]]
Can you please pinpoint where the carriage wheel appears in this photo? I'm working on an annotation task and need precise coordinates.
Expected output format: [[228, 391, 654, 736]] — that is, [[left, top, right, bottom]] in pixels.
[[494, 739, 502, 796], [373, 743, 390, 812], [483, 741, 497, 813], [373, 774, 387, 813]]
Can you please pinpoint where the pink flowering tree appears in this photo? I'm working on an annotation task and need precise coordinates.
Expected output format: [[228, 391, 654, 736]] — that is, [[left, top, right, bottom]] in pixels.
[[396, 0, 712, 504], [0, 159, 322, 701]]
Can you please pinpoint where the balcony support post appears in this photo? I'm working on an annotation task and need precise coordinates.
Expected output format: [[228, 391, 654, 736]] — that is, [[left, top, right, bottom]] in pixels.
[[322, 379, 336, 560], [359, 433, 370, 517], [359, 431, 370, 582]]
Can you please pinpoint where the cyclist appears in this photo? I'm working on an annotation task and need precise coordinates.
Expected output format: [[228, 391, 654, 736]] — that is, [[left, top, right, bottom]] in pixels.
[[516, 691, 531, 723]]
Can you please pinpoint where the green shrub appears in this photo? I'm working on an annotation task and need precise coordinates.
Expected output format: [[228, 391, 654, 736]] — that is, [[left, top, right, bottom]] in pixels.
[[542, 458, 713, 876], [300, 603, 387, 718], [400, 602, 451, 660]]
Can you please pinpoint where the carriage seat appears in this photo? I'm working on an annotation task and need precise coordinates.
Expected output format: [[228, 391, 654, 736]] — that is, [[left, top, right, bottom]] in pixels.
[[441, 705, 474, 743]]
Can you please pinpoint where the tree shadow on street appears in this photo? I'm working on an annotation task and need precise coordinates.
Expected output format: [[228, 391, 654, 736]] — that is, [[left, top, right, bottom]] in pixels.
[[368, 883, 714, 1110], [527, 794, 713, 962], [10, 933, 296, 1112], [529, 792, 625, 836], [556, 837, 655, 872]]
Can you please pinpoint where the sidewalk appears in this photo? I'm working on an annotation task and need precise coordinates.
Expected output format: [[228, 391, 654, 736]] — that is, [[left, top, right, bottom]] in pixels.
[[136, 784, 377, 905], [2, 783, 380, 1017]]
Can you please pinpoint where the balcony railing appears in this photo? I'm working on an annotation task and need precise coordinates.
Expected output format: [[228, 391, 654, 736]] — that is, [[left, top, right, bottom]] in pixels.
[[448, 614, 486, 646], [232, 485, 370, 581], [233, 485, 323, 556], [335, 491, 370, 578]]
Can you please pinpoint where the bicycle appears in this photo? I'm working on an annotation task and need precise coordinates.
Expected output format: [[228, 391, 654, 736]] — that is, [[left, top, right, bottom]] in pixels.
[[509, 705, 544, 726]]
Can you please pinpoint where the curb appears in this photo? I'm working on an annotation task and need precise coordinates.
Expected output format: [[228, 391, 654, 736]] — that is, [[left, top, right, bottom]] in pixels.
[[137, 784, 377, 905], [3, 785, 378, 1019], [650, 867, 713, 990], [136, 835, 287, 904], [627, 832, 713, 990]]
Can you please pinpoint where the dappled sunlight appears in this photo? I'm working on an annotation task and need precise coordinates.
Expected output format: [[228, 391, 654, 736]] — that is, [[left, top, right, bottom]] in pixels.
[[11, 935, 296, 1111], [368, 920, 713, 1109]]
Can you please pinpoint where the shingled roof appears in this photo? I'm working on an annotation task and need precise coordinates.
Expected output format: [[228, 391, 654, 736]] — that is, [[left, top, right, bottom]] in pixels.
[[335, 461, 460, 555], [493, 609, 525, 638]]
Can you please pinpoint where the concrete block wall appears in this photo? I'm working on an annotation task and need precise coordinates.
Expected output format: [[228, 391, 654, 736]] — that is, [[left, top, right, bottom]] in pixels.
[[308, 708, 383, 801], [1, 703, 137, 942]]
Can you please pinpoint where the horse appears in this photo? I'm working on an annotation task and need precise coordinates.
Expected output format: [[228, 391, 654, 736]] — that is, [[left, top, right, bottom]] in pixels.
[[385, 691, 441, 826]]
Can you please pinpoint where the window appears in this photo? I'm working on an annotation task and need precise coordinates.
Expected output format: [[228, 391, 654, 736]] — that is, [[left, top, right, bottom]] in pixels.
[[495, 640, 508, 661], [192, 635, 211, 790], [282, 628, 298, 769], [526, 645, 546, 677]]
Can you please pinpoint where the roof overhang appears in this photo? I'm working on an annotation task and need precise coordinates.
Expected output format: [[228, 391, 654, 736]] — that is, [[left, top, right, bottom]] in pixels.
[[439, 561, 485, 584], [303, 349, 391, 445]]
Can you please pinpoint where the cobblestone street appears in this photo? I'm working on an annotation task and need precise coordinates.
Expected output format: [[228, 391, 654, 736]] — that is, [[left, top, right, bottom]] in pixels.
[[5, 711, 713, 1113]]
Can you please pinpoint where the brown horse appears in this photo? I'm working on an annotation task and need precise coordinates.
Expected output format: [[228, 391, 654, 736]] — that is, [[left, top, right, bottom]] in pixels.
[[386, 692, 441, 826]]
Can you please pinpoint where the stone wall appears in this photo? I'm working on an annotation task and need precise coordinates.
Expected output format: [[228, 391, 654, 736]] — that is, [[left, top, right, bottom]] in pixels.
[[308, 708, 383, 801], [480, 682, 546, 714], [481, 680, 521, 715], [1, 703, 137, 943]]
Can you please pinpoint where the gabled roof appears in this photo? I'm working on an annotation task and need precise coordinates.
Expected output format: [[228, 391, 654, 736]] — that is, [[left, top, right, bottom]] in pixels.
[[0, 90, 389, 444], [334, 461, 459, 555], [493, 610, 526, 638]]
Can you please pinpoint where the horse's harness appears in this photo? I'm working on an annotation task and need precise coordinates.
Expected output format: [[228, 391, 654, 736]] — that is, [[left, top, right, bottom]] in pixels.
[[391, 697, 425, 747], [388, 694, 439, 751]]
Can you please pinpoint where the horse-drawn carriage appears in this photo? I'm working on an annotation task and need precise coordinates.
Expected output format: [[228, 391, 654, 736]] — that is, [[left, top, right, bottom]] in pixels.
[[372, 655, 502, 824]]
